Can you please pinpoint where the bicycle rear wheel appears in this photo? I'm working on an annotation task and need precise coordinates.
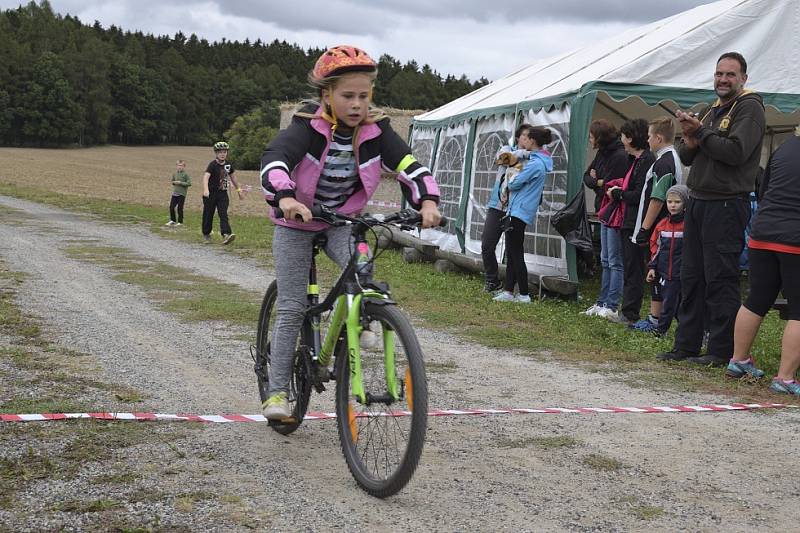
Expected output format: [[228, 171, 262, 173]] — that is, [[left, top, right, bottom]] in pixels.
[[255, 280, 311, 435], [335, 301, 427, 497]]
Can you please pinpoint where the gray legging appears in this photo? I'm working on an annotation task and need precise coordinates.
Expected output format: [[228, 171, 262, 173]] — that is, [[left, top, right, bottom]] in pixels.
[[268, 224, 355, 396]]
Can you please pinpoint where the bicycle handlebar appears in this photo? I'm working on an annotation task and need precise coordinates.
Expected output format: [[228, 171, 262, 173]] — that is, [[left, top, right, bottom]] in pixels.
[[273, 204, 447, 229]]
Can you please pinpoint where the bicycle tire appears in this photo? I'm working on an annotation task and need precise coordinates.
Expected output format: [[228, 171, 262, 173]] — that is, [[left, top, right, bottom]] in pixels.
[[335, 301, 427, 497], [255, 280, 311, 435]]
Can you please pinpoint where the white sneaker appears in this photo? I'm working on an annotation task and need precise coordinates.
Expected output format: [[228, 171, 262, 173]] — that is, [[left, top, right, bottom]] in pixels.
[[175, 222, 183, 226], [596, 307, 619, 320], [262, 392, 291, 420], [516, 294, 532, 304], [583, 304, 601, 316], [222, 233, 236, 245], [493, 291, 516, 302], [165, 221, 175, 226]]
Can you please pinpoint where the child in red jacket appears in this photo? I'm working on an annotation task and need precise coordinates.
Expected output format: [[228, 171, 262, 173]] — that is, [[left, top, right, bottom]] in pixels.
[[645, 184, 688, 336]]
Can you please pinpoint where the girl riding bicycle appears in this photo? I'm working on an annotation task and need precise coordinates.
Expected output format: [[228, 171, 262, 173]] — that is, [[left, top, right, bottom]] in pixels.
[[260, 45, 442, 420]]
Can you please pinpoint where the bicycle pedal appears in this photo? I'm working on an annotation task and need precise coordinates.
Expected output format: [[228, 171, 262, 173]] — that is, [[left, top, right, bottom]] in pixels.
[[313, 365, 331, 383]]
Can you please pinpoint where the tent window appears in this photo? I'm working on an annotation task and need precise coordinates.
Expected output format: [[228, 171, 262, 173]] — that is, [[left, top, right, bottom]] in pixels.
[[434, 135, 466, 235], [469, 131, 507, 241], [411, 138, 434, 169]]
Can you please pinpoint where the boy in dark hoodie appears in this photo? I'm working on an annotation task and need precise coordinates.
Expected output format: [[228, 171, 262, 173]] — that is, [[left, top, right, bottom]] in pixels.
[[646, 184, 688, 337]]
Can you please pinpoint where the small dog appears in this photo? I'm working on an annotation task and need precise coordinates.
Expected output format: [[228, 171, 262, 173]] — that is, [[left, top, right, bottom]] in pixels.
[[495, 152, 519, 167]]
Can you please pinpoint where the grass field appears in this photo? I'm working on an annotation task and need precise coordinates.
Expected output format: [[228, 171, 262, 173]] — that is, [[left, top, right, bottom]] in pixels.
[[0, 145, 790, 403], [0, 145, 403, 219]]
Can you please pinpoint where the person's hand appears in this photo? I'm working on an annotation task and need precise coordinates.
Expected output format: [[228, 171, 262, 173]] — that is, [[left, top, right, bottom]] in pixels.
[[607, 186, 622, 200], [589, 169, 597, 180], [676, 110, 702, 137], [236, 188, 246, 200], [203, 190, 209, 198], [278, 197, 312, 223], [634, 227, 650, 246], [646, 269, 656, 283], [419, 199, 442, 228]]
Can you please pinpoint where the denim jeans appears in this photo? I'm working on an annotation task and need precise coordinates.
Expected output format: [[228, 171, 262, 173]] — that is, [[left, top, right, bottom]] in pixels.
[[597, 224, 624, 310]]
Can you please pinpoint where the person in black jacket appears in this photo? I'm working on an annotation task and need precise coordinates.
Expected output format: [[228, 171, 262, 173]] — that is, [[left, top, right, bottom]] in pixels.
[[657, 52, 766, 366], [581, 119, 630, 317], [726, 129, 800, 395], [582, 120, 630, 214], [608, 119, 655, 324]]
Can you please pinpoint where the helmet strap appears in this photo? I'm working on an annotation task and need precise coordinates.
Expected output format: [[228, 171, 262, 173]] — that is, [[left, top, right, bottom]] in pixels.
[[321, 91, 339, 134]]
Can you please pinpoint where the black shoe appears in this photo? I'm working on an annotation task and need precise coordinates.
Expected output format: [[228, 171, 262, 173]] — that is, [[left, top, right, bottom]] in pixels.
[[686, 354, 728, 368], [656, 349, 698, 361], [484, 280, 503, 292]]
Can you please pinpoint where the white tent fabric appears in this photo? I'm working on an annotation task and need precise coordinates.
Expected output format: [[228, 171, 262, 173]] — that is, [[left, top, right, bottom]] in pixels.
[[417, 0, 800, 123], [409, 0, 799, 288]]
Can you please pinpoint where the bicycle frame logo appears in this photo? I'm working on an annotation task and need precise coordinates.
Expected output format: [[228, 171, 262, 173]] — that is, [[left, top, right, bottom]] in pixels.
[[316, 290, 400, 405]]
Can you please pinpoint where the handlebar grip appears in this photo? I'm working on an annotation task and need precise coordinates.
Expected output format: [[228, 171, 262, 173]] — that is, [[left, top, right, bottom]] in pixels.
[[273, 205, 324, 221], [272, 207, 293, 220]]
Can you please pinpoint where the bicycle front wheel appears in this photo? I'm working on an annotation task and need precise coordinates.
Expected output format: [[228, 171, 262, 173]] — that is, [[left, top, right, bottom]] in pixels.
[[335, 301, 428, 498], [255, 280, 311, 436]]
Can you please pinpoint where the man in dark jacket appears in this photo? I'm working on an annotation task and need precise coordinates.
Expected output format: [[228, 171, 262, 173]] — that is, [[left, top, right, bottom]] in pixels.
[[657, 52, 765, 366]]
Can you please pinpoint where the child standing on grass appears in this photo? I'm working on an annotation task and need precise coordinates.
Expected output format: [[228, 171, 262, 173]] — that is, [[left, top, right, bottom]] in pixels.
[[166, 159, 191, 226], [259, 45, 441, 420], [629, 117, 683, 331], [645, 184, 688, 337], [202, 141, 244, 245]]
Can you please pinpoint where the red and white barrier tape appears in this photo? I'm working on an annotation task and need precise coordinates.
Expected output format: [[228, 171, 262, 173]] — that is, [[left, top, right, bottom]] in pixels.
[[0, 403, 792, 423]]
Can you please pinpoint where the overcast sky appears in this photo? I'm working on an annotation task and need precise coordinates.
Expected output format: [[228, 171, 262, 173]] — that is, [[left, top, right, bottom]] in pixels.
[[2, 0, 715, 80]]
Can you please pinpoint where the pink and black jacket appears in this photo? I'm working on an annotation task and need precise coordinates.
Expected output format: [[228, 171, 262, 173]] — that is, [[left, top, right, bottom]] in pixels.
[[260, 104, 440, 232]]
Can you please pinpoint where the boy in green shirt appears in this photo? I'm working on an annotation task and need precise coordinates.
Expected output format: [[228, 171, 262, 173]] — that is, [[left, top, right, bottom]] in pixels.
[[167, 159, 191, 226]]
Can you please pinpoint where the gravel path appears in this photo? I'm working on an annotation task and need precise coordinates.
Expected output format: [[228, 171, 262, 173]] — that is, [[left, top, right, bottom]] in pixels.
[[1, 194, 798, 532]]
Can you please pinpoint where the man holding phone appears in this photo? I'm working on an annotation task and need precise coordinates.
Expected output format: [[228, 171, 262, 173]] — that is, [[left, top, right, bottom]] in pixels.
[[657, 52, 765, 367]]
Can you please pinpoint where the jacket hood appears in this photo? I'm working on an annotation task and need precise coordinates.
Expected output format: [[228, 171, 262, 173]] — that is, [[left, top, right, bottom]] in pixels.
[[531, 150, 553, 172], [712, 89, 764, 109], [599, 139, 625, 155]]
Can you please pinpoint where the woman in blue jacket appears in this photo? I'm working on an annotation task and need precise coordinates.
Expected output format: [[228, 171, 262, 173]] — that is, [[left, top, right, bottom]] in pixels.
[[494, 126, 554, 303], [481, 124, 531, 292]]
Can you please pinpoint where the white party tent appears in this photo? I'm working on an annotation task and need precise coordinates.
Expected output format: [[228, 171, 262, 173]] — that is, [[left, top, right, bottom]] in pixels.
[[409, 0, 800, 285]]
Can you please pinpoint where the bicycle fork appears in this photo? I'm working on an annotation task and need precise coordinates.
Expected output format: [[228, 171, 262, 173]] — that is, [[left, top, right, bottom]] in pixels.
[[318, 290, 401, 406]]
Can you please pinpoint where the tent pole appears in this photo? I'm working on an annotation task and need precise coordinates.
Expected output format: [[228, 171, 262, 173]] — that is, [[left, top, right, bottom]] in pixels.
[[565, 91, 599, 283]]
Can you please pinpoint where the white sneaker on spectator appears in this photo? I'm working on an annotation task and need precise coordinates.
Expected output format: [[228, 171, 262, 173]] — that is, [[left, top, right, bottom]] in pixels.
[[596, 307, 619, 320], [493, 291, 516, 302], [583, 304, 601, 316], [516, 294, 532, 304], [165, 221, 175, 226]]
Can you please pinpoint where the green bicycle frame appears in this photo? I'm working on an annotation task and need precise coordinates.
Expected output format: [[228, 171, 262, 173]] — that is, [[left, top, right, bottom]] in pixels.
[[317, 289, 397, 405]]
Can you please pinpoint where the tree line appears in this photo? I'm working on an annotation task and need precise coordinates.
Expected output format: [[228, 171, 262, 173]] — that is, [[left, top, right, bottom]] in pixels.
[[0, 1, 489, 148]]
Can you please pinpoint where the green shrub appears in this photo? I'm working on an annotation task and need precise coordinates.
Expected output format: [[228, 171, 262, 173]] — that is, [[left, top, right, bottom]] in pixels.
[[224, 101, 281, 170]]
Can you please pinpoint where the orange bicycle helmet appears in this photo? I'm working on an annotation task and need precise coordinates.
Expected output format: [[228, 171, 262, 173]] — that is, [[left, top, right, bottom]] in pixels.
[[311, 45, 377, 80]]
